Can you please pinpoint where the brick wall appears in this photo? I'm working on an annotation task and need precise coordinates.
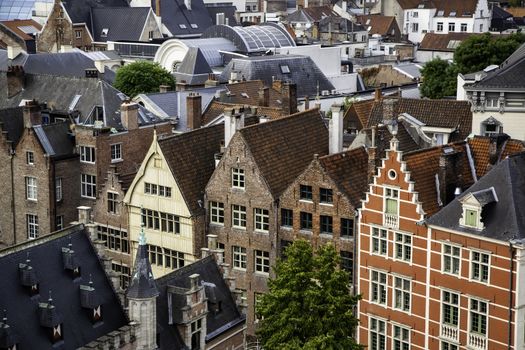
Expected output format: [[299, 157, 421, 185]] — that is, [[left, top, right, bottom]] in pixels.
[[37, 2, 74, 52], [0, 132, 15, 246]]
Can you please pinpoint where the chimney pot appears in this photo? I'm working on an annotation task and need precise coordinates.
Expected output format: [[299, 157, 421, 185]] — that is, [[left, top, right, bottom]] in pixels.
[[159, 85, 171, 93], [120, 102, 139, 130], [23, 100, 42, 128], [187, 92, 202, 130], [329, 104, 343, 154]]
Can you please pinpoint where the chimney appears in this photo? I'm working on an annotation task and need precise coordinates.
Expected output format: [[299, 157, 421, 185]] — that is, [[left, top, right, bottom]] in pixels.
[[272, 80, 282, 92], [7, 66, 25, 98], [258, 87, 269, 107], [77, 206, 92, 225], [84, 68, 98, 78], [329, 104, 343, 154], [205, 74, 219, 87], [176, 81, 188, 91], [368, 127, 377, 180], [224, 107, 244, 147], [304, 96, 310, 110], [374, 88, 382, 101], [120, 101, 139, 130], [216, 12, 225, 25], [155, 0, 161, 16], [282, 82, 298, 115], [382, 98, 395, 125], [186, 92, 202, 130], [438, 150, 461, 206], [159, 84, 171, 93], [189, 274, 199, 291], [488, 134, 510, 167], [23, 100, 42, 128], [185, 0, 192, 10]]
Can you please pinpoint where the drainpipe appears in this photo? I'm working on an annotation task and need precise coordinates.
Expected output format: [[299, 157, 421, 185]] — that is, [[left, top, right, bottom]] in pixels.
[[10, 149, 16, 244], [508, 240, 515, 350]]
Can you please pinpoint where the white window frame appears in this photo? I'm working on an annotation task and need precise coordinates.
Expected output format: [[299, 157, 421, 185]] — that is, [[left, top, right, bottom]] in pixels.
[[460, 205, 482, 229], [411, 22, 419, 33], [461, 23, 467, 32], [394, 232, 412, 263], [210, 201, 225, 225], [437, 22, 443, 32], [442, 243, 461, 275], [254, 208, 269, 232], [79, 145, 96, 163], [26, 176, 37, 201], [448, 22, 455, 32], [384, 187, 399, 215], [232, 168, 245, 189], [107, 191, 118, 214], [232, 246, 247, 270], [371, 227, 388, 256], [392, 324, 410, 350], [81, 173, 97, 199], [468, 297, 488, 338], [393, 275, 411, 313], [470, 250, 490, 283], [442, 290, 460, 328], [369, 316, 386, 350], [110, 143, 122, 162], [27, 214, 38, 239], [370, 270, 387, 305], [255, 250, 270, 275], [55, 177, 63, 202], [232, 204, 247, 229], [26, 151, 34, 165], [441, 341, 459, 350]]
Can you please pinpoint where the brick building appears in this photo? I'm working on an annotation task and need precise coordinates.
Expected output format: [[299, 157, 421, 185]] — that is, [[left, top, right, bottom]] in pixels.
[[357, 134, 525, 349]]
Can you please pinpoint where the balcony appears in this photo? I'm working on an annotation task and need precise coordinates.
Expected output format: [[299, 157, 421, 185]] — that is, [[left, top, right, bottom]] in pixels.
[[383, 213, 399, 229], [468, 333, 487, 350], [440, 324, 459, 343]]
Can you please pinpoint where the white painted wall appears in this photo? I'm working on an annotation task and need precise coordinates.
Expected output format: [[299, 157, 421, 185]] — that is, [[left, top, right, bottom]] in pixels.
[[415, 50, 453, 63]]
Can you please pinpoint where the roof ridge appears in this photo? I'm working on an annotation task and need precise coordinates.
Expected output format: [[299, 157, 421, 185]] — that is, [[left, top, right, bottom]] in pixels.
[[155, 255, 215, 284], [239, 107, 321, 132]]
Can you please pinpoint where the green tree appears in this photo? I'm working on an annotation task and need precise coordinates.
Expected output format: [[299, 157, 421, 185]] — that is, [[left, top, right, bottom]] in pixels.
[[256, 240, 361, 350], [113, 61, 175, 97], [420, 58, 458, 99]]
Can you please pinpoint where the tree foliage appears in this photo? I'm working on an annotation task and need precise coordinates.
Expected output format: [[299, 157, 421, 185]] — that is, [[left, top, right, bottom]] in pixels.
[[256, 240, 362, 350], [113, 61, 176, 97], [420, 33, 525, 99]]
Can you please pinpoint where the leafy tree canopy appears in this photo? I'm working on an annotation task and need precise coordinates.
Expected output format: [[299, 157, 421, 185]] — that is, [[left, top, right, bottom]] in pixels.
[[113, 61, 176, 97], [256, 240, 362, 350], [420, 58, 458, 99]]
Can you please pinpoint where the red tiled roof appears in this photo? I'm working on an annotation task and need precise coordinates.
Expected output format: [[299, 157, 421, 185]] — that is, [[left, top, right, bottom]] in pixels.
[[397, 0, 478, 16], [419, 32, 476, 51], [0, 19, 42, 41], [355, 15, 397, 36]]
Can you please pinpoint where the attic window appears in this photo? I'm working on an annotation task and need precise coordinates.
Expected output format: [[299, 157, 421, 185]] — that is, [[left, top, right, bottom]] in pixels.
[[450, 11, 456, 17], [93, 305, 102, 323], [437, 10, 444, 16], [463, 208, 478, 227], [191, 24, 198, 28], [418, 4, 424, 9], [101, 28, 109, 37], [51, 324, 63, 343], [179, 24, 187, 29], [280, 64, 290, 74]]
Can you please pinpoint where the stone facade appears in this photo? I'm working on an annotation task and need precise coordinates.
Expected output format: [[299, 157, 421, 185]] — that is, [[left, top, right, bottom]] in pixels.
[[37, 1, 75, 52]]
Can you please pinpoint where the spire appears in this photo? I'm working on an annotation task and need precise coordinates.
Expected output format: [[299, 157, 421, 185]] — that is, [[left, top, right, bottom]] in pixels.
[[127, 224, 159, 299]]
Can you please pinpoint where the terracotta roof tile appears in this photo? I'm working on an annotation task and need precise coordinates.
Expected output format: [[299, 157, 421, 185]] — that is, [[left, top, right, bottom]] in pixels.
[[0, 19, 41, 41], [397, 0, 478, 16], [505, 7, 525, 17], [240, 108, 329, 197], [344, 99, 374, 130], [319, 147, 370, 207], [355, 15, 397, 36], [419, 32, 477, 52], [159, 124, 223, 215], [201, 101, 284, 125], [467, 135, 525, 178]]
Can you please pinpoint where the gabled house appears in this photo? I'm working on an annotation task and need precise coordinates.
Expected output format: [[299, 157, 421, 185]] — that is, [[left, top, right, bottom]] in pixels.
[[0, 19, 41, 59], [355, 14, 401, 42], [416, 32, 476, 62]]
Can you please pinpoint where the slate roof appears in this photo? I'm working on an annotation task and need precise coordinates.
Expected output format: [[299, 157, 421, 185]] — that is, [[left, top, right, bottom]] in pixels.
[[0, 225, 129, 349], [158, 0, 213, 37], [0, 107, 24, 148], [206, 5, 239, 26], [419, 32, 476, 52], [62, 0, 129, 28], [318, 146, 370, 207], [355, 15, 398, 36], [174, 47, 213, 85], [91, 7, 151, 42], [366, 98, 472, 142], [127, 236, 159, 299], [155, 255, 244, 348], [33, 121, 75, 158], [220, 55, 334, 98], [158, 124, 223, 215], [427, 152, 525, 241], [238, 108, 329, 197], [287, 6, 338, 23], [9, 51, 98, 78]]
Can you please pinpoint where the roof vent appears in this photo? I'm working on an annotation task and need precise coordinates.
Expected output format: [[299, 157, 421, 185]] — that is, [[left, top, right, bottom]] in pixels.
[[80, 280, 101, 310], [0, 311, 19, 349], [62, 243, 81, 278], [19, 256, 39, 295], [38, 292, 62, 328]]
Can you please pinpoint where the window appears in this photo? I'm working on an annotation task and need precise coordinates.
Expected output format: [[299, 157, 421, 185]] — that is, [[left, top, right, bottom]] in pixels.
[[320, 188, 333, 203], [393, 276, 411, 312], [79, 146, 95, 163], [369, 317, 386, 350], [75, 30, 82, 39], [101, 28, 109, 37], [463, 208, 479, 227], [300, 212, 312, 231], [371, 227, 387, 256], [210, 201, 224, 225], [111, 262, 130, 288], [154, 157, 162, 168], [471, 251, 490, 283], [370, 270, 387, 305], [141, 209, 180, 234], [393, 325, 410, 350], [191, 319, 202, 350], [412, 11, 418, 18], [479, 24, 483, 32], [254, 208, 269, 232], [55, 177, 62, 202], [190, 24, 198, 29], [320, 215, 333, 234], [107, 192, 118, 214], [97, 226, 129, 253], [385, 188, 399, 215], [437, 22, 443, 32], [441, 341, 459, 350], [442, 290, 459, 327], [26, 151, 34, 165], [469, 298, 487, 336], [340, 251, 353, 280], [232, 204, 247, 229], [26, 177, 37, 201], [158, 185, 171, 197], [412, 23, 419, 32], [81, 174, 96, 198], [443, 243, 460, 275], [27, 214, 38, 239], [232, 168, 245, 189], [145, 183, 157, 195], [255, 250, 270, 274], [395, 232, 412, 262], [461, 23, 467, 32], [164, 248, 185, 269], [179, 24, 187, 29], [281, 208, 293, 227], [55, 215, 63, 230], [148, 30, 154, 39], [110, 143, 122, 162], [51, 324, 63, 343], [232, 246, 247, 270], [148, 245, 163, 266], [300, 185, 313, 200], [448, 23, 455, 32], [92, 305, 102, 323], [280, 64, 290, 74]]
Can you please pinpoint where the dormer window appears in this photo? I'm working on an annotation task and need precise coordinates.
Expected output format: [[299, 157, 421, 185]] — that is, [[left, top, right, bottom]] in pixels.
[[93, 305, 102, 323], [51, 324, 63, 343], [101, 28, 109, 37], [459, 187, 497, 230], [464, 208, 478, 227]]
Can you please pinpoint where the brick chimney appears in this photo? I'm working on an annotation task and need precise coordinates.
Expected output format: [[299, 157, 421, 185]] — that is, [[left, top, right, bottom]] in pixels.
[[282, 82, 298, 115], [224, 107, 244, 147], [258, 87, 269, 107], [120, 101, 139, 130], [186, 92, 202, 130], [329, 104, 343, 154], [159, 84, 171, 93], [23, 100, 42, 128], [374, 88, 382, 101], [155, 0, 161, 16], [488, 134, 510, 167], [7, 66, 25, 98], [304, 96, 310, 110]]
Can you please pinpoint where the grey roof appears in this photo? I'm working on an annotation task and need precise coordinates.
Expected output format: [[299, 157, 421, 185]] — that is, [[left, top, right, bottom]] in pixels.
[[127, 240, 159, 299], [393, 63, 422, 80], [155, 255, 245, 348], [177, 47, 212, 75], [9, 51, 98, 78], [206, 5, 239, 26], [202, 23, 296, 53], [0, 225, 128, 349], [0, 50, 8, 70], [220, 55, 334, 98], [62, 0, 129, 28], [158, 0, 213, 37], [427, 152, 525, 241], [0, 106, 24, 148], [91, 7, 151, 42], [171, 38, 236, 68], [33, 121, 75, 158]]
